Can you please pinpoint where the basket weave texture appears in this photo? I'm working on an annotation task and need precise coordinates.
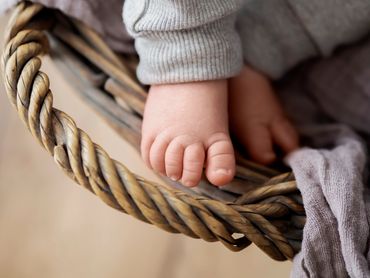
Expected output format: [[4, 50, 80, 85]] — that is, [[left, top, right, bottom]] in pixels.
[[2, 2, 305, 261]]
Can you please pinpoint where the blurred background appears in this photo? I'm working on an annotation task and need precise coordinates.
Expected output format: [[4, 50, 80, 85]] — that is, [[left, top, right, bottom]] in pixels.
[[0, 12, 291, 278]]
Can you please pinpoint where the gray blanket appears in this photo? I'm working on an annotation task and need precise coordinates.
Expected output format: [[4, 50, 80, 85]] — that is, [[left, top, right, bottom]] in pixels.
[[279, 37, 370, 277], [0, 0, 135, 53]]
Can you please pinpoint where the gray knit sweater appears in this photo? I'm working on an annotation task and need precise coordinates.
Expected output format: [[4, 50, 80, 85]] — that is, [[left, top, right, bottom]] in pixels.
[[2, 0, 370, 84], [124, 0, 370, 83], [123, 0, 243, 84]]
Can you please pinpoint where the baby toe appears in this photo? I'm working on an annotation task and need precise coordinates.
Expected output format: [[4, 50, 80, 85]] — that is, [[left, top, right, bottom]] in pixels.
[[149, 134, 171, 175], [165, 139, 185, 181], [181, 142, 205, 187], [240, 122, 276, 165], [271, 117, 299, 153], [141, 135, 155, 169], [205, 134, 235, 186]]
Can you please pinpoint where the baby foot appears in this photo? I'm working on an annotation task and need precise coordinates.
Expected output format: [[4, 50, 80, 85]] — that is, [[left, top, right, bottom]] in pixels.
[[141, 80, 235, 187], [229, 66, 299, 164]]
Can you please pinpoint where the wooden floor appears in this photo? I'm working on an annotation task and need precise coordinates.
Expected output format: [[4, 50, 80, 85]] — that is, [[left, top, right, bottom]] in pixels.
[[0, 14, 291, 278]]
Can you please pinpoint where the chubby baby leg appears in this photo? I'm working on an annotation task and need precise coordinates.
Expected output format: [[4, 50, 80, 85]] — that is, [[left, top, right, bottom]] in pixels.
[[229, 66, 299, 164], [141, 80, 235, 187]]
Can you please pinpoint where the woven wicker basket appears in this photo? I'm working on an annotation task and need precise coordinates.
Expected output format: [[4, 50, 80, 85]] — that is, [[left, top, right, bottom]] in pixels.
[[2, 2, 305, 261]]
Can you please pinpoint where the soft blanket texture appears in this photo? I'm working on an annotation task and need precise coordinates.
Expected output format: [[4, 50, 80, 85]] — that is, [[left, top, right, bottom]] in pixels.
[[279, 36, 370, 277]]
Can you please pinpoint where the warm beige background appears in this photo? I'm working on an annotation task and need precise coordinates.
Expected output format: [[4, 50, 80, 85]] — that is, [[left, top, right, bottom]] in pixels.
[[0, 13, 291, 278]]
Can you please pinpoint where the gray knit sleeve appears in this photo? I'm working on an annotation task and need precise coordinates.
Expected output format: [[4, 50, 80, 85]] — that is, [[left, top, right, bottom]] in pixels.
[[238, 0, 370, 80], [123, 0, 243, 85]]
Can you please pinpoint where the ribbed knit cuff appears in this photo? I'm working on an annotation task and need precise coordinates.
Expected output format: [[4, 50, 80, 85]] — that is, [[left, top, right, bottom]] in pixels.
[[123, 0, 243, 85], [237, 0, 318, 80]]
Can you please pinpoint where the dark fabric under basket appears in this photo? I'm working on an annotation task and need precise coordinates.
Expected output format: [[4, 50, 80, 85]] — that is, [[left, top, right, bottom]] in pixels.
[[1, 2, 305, 261]]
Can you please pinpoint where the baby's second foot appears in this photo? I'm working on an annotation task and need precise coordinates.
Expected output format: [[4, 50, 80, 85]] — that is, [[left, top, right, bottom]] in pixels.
[[229, 66, 299, 164], [141, 80, 235, 187]]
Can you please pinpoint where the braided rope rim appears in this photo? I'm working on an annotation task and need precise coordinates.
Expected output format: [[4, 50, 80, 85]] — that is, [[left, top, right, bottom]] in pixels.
[[1, 2, 303, 261]]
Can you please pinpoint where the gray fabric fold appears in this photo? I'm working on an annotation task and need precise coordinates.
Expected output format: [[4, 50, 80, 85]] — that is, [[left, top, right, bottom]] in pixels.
[[0, 0, 135, 54], [288, 0, 370, 57], [277, 36, 370, 277], [288, 130, 368, 278], [237, 0, 319, 79], [238, 0, 370, 79]]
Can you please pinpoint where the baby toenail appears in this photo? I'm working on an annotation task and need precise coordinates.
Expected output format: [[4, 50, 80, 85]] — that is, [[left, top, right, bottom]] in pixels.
[[215, 169, 232, 176], [170, 175, 179, 181], [183, 180, 195, 187]]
